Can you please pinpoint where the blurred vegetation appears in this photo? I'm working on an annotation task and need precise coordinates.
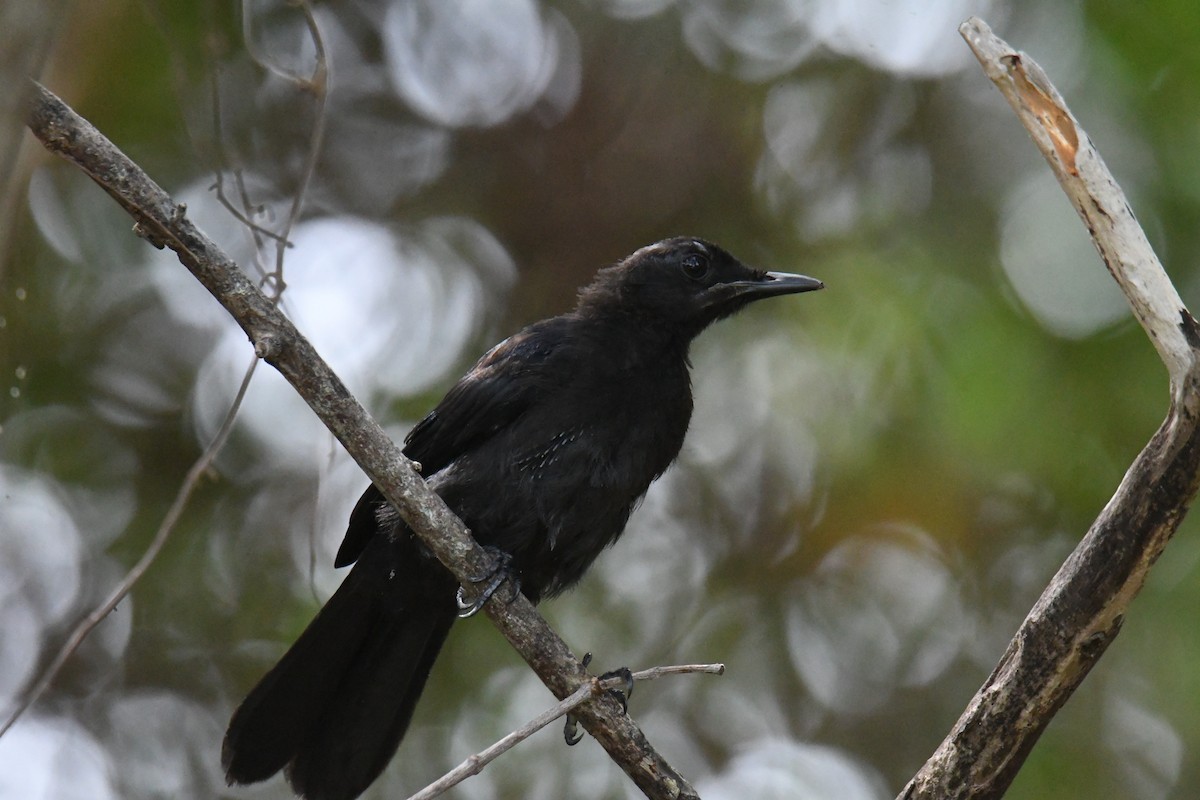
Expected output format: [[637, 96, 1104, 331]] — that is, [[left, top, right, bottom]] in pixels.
[[3, 1, 1200, 799]]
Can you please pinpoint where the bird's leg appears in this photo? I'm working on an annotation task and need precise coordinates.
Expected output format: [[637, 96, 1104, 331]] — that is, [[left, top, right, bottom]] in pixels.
[[563, 654, 635, 746], [455, 546, 521, 618]]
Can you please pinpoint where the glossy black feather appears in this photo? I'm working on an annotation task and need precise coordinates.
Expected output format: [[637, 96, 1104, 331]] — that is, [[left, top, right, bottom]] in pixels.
[[223, 238, 822, 800]]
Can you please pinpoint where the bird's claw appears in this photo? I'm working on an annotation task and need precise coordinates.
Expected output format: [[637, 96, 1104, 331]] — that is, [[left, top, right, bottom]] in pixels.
[[599, 666, 634, 713], [563, 714, 584, 746], [563, 655, 633, 745], [456, 547, 520, 618]]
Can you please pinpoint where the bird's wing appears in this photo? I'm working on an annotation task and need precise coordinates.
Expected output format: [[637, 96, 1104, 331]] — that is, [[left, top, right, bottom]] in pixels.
[[402, 325, 561, 474], [335, 322, 565, 567]]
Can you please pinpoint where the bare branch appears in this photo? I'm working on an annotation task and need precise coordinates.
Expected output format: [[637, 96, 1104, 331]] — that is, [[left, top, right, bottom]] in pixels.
[[408, 664, 726, 800], [899, 18, 1200, 799], [268, 0, 326, 285], [959, 17, 1194, 391], [24, 82, 698, 800], [622, 663, 726, 682]]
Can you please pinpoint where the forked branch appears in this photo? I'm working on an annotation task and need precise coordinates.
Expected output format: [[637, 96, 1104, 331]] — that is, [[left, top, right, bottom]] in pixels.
[[900, 18, 1200, 799]]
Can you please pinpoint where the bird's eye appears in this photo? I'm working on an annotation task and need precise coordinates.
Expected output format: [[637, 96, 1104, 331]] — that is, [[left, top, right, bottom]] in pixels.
[[680, 254, 709, 280]]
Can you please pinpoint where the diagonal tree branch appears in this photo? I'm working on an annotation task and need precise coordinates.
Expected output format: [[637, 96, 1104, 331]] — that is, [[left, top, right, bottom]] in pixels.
[[24, 82, 698, 800], [900, 18, 1200, 799]]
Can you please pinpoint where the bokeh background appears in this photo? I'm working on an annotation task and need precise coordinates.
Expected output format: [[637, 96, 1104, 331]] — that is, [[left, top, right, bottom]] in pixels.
[[2, 1, 1199, 798]]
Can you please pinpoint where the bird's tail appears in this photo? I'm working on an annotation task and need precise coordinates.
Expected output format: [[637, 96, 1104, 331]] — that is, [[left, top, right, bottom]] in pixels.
[[222, 546, 456, 800]]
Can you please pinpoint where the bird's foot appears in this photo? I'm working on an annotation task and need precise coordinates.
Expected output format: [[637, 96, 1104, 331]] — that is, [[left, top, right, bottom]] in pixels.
[[563, 713, 584, 746], [599, 666, 635, 713], [456, 546, 521, 618], [564, 654, 634, 746]]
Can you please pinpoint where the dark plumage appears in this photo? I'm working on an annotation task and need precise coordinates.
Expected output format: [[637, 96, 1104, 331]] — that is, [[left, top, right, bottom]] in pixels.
[[223, 237, 823, 800]]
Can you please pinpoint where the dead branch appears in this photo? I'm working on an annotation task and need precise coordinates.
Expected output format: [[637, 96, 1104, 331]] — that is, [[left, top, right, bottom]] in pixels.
[[900, 18, 1200, 799]]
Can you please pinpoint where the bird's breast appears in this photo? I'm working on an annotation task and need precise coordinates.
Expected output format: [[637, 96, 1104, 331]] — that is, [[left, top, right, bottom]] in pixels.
[[436, 354, 694, 598]]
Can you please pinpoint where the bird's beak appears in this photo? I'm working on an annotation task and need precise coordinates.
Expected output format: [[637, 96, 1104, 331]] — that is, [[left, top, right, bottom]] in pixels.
[[755, 271, 825, 295], [707, 271, 824, 308]]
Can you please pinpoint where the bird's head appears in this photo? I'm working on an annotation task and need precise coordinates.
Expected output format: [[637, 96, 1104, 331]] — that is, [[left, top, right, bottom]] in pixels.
[[577, 237, 823, 337]]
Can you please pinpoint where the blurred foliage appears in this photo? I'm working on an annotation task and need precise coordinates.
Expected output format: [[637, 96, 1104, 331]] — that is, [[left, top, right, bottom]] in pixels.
[[3, 1, 1200, 799]]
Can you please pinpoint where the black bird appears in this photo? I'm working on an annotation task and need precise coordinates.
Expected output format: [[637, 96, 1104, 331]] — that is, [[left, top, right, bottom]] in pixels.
[[222, 238, 823, 800]]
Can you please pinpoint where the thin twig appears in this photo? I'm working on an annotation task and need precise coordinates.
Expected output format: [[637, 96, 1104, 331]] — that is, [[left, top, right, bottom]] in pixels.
[[142, 0, 282, 263], [408, 664, 725, 800], [241, 0, 325, 88], [0, 354, 259, 738], [207, 72, 290, 255], [268, 0, 327, 286], [624, 663, 725, 682], [408, 682, 594, 800], [212, 171, 291, 250]]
